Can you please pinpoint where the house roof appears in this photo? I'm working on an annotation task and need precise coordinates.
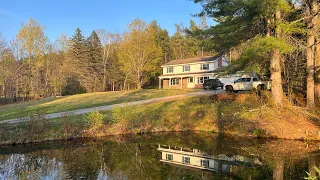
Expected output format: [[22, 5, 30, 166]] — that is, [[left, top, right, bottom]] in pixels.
[[163, 55, 221, 66]]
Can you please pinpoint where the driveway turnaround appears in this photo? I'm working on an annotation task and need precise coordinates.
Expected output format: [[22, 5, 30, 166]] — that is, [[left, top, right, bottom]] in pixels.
[[1, 90, 224, 124]]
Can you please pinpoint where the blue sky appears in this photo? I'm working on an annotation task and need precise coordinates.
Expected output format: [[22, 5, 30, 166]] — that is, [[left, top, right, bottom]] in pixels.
[[0, 0, 214, 43]]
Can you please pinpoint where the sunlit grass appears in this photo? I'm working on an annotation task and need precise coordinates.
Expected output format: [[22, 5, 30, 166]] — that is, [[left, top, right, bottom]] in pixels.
[[0, 89, 196, 121]]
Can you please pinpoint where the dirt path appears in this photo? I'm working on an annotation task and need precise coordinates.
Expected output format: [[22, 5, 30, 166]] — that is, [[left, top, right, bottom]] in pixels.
[[0, 90, 224, 124]]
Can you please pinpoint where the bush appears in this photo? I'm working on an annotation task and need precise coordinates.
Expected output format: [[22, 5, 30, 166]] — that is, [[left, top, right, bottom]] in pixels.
[[253, 129, 263, 137], [61, 112, 81, 139], [86, 111, 105, 129], [24, 108, 48, 139], [62, 76, 86, 96]]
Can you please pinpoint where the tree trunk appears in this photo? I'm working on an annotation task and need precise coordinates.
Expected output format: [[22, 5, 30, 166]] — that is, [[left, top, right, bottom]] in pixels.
[[273, 158, 284, 180], [103, 62, 106, 91], [137, 68, 142, 89], [270, 10, 284, 106], [270, 49, 284, 105], [124, 74, 128, 91], [308, 155, 316, 178], [314, 2, 320, 107], [306, 0, 316, 108]]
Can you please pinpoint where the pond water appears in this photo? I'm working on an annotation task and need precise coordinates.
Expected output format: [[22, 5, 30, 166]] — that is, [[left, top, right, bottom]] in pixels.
[[0, 132, 319, 180]]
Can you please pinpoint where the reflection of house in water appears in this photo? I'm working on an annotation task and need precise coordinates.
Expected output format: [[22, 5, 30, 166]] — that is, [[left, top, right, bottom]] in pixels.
[[157, 144, 262, 173]]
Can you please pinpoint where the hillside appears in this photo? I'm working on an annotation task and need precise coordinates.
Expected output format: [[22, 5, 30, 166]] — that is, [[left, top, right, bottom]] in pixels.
[[0, 89, 195, 121]]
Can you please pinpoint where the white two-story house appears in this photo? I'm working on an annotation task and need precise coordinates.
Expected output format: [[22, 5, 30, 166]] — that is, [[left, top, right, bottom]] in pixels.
[[159, 56, 229, 89]]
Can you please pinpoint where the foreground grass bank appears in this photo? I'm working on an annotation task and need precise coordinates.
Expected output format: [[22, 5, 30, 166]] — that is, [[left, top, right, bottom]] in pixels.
[[1, 92, 320, 145], [0, 89, 196, 121]]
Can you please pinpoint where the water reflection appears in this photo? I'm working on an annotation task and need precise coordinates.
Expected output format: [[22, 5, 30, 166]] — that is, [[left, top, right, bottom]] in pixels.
[[157, 144, 261, 174], [0, 132, 318, 180]]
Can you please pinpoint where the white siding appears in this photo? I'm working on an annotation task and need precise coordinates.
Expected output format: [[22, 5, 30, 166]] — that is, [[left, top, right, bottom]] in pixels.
[[162, 62, 216, 75], [222, 56, 229, 67], [161, 151, 215, 169]]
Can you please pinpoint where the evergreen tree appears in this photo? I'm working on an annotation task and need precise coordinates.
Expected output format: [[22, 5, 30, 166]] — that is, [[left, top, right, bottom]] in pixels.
[[194, 0, 303, 106], [68, 28, 90, 91], [150, 21, 172, 64], [87, 30, 103, 92]]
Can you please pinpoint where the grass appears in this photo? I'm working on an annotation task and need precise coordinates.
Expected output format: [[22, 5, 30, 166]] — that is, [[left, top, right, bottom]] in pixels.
[[1, 92, 319, 145], [0, 89, 196, 121]]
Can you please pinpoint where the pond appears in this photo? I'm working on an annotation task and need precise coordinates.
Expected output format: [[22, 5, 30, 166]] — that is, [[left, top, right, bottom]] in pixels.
[[0, 132, 319, 180]]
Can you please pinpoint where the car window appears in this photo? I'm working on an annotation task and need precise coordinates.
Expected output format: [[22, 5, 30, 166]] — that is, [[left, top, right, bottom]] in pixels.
[[235, 78, 245, 83], [245, 78, 251, 82], [253, 78, 259, 82]]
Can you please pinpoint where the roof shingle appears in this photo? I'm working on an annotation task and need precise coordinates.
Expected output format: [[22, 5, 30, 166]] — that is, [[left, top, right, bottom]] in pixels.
[[163, 55, 220, 66]]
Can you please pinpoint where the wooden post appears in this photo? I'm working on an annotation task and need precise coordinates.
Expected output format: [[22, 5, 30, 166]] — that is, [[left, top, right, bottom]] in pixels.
[[180, 77, 183, 89], [159, 78, 161, 89], [169, 78, 171, 89]]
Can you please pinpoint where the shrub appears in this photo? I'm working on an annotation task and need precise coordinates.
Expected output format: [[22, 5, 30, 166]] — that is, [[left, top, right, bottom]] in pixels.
[[61, 112, 81, 139], [24, 108, 48, 139], [86, 111, 105, 129], [253, 129, 263, 137], [62, 76, 86, 96]]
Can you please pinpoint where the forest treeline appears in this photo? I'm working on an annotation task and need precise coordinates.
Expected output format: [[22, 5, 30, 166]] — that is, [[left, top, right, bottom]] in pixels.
[[0, 18, 213, 103], [0, 0, 319, 109]]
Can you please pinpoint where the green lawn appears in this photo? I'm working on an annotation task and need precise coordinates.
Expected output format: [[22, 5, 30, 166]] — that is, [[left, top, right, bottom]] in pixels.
[[0, 89, 196, 121]]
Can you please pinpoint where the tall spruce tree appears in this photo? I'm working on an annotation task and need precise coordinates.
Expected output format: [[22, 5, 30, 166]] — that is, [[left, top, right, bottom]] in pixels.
[[68, 28, 89, 91], [87, 30, 103, 92]]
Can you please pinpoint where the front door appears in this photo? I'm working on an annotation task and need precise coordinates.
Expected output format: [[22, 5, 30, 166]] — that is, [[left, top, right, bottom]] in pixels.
[[187, 77, 194, 88]]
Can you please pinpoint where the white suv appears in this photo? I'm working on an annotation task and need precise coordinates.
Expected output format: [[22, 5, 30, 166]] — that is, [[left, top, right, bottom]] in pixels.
[[224, 77, 271, 93]]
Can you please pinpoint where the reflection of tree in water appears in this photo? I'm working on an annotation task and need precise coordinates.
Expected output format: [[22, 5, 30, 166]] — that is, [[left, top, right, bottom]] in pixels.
[[0, 154, 63, 179], [0, 132, 319, 179], [62, 144, 101, 179]]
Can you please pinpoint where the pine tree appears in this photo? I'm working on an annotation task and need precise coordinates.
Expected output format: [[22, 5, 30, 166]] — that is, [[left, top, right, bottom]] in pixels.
[[87, 30, 103, 92], [150, 21, 172, 64], [68, 28, 90, 91], [194, 0, 302, 106]]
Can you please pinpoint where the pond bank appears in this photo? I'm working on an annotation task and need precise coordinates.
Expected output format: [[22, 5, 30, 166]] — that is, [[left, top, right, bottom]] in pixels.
[[0, 92, 319, 146]]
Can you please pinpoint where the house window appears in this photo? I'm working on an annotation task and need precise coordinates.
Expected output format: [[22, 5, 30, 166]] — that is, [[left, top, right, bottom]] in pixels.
[[182, 156, 190, 164], [201, 64, 209, 71], [166, 154, 173, 161], [170, 79, 178, 85], [167, 67, 174, 73], [198, 77, 209, 84], [188, 77, 193, 83], [183, 65, 190, 72], [201, 159, 209, 167]]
